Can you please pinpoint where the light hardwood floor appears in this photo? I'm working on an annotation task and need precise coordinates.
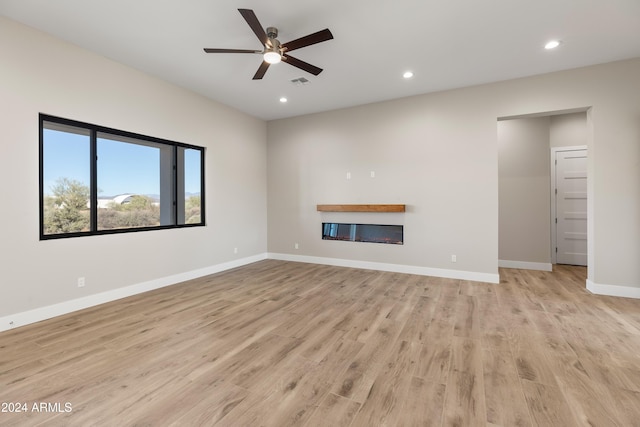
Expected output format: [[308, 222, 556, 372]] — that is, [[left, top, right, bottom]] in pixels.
[[1, 260, 640, 426]]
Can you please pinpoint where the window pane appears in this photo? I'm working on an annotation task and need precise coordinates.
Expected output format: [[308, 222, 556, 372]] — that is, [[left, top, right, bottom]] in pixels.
[[96, 133, 169, 230], [181, 147, 202, 225], [42, 122, 91, 235]]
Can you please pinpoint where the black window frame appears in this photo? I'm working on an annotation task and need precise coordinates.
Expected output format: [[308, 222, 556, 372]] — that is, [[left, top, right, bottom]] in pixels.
[[39, 114, 205, 240]]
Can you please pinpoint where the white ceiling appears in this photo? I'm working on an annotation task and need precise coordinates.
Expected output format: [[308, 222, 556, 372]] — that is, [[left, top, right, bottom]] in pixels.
[[1, 0, 640, 121]]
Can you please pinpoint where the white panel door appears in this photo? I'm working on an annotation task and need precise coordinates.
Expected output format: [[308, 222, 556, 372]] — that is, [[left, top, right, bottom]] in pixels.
[[555, 149, 587, 266]]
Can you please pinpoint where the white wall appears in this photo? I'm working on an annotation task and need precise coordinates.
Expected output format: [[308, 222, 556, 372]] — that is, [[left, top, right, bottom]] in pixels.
[[0, 17, 268, 324], [551, 112, 588, 148], [268, 58, 640, 295], [498, 117, 551, 267], [268, 91, 502, 282]]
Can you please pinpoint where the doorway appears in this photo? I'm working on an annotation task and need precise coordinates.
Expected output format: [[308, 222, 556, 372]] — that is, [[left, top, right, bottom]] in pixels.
[[498, 110, 589, 271]]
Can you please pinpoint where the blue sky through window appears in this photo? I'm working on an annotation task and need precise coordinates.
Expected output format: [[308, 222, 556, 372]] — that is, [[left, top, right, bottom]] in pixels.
[[97, 137, 161, 197], [43, 129, 90, 195], [43, 129, 202, 197]]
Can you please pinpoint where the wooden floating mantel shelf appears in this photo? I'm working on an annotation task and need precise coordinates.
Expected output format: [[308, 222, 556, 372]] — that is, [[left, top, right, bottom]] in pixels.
[[316, 204, 406, 213]]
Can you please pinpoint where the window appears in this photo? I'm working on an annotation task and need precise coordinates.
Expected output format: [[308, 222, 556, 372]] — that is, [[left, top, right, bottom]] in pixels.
[[40, 114, 205, 239]]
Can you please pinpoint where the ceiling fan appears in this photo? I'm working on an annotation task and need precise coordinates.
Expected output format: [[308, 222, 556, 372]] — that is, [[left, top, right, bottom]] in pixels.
[[204, 8, 333, 80]]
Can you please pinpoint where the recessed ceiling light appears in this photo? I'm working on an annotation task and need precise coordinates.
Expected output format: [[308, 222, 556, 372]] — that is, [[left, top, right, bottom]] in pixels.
[[403, 71, 414, 79], [545, 40, 561, 50], [279, 97, 288, 103]]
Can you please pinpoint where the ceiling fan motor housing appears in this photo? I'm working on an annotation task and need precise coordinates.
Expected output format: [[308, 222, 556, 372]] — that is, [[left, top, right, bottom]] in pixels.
[[266, 27, 278, 40]]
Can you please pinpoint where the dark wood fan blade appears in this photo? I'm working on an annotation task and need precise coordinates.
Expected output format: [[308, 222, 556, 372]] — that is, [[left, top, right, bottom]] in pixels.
[[204, 48, 262, 54], [238, 9, 268, 46], [252, 61, 270, 80], [281, 29, 333, 52], [283, 54, 322, 76]]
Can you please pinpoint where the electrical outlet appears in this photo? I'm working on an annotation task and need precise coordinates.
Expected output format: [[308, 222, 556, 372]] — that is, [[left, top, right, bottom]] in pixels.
[[294, 243, 299, 250], [234, 247, 238, 254], [346, 172, 351, 180], [370, 171, 375, 178], [451, 255, 457, 263], [77, 277, 85, 287]]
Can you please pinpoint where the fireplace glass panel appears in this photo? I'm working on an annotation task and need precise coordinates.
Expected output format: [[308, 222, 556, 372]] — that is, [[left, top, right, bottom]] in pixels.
[[322, 223, 403, 245]]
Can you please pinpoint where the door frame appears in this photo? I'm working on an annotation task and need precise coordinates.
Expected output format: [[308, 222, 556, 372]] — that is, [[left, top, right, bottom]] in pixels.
[[550, 145, 588, 264]]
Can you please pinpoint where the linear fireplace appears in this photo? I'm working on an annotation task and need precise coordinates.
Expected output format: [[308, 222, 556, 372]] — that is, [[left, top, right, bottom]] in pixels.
[[322, 223, 403, 245]]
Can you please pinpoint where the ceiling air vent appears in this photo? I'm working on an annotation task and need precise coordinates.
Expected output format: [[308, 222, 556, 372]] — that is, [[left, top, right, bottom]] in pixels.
[[290, 77, 310, 86]]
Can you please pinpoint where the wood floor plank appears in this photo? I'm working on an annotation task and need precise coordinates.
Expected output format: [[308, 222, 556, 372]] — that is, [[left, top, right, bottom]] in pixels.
[[449, 336, 483, 376], [453, 295, 481, 339], [215, 357, 323, 427], [604, 387, 640, 426], [553, 365, 626, 427], [304, 392, 361, 427], [477, 293, 510, 350], [1, 261, 639, 426], [349, 339, 418, 426], [443, 337, 486, 426], [443, 371, 486, 427], [521, 380, 579, 427], [511, 334, 560, 386], [227, 334, 304, 391], [570, 343, 640, 393], [482, 347, 531, 427], [413, 336, 452, 384], [343, 298, 398, 343], [331, 318, 403, 403], [397, 295, 438, 344], [396, 376, 446, 427]]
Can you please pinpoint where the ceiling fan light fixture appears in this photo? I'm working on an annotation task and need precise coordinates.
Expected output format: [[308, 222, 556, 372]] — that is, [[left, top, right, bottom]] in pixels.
[[264, 50, 281, 64]]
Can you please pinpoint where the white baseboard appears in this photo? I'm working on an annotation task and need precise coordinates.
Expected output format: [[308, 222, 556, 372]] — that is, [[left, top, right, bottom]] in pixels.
[[498, 260, 553, 272], [0, 253, 268, 333], [267, 253, 500, 284], [586, 279, 640, 299]]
